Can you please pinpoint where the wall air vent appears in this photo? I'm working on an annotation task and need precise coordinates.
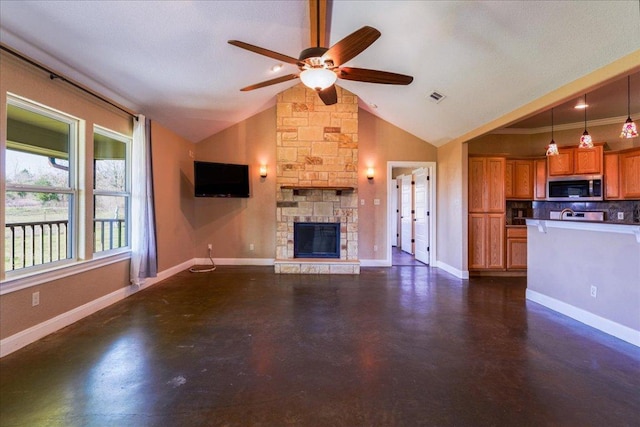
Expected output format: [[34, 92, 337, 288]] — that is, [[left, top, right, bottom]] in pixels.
[[428, 91, 446, 103]]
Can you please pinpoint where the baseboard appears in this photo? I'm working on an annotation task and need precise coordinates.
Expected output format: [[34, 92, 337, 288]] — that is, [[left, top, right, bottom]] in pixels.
[[526, 289, 640, 347], [0, 258, 195, 358], [195, 258, 275, 266], [436, 261, 469, 279], [360, 259, 392, 267]]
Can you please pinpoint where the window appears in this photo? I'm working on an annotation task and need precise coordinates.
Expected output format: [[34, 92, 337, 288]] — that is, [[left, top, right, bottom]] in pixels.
[[4, 98, 77, 273], [93, 128, 130, 253], [3, 95, 132, 283]]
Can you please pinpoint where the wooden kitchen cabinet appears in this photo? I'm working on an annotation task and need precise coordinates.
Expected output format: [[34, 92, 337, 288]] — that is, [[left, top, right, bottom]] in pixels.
[[620, 148, 640, 198], [548, 145, 603, 176], [574, 145, 603, 175], [548, 148, 574, 176], [534, 158, 547, 200], [505, 159, 533, 199], [469, 157, 505, 212], [505, 160, 514, 199], [469, 213, 505, 270], [604, 152, 620, 199], [506, 227, 527, 270]]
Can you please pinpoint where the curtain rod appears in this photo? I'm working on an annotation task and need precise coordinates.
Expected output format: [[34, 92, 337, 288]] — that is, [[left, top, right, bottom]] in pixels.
[[1, 44, 138, 120]]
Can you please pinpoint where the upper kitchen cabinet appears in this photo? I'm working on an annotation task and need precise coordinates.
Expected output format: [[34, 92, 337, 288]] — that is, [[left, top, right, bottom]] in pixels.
[[620, 148, 640, 199], [548, 145, 603, 176], [469, 157, 505, 212], [505, 159, 533, 200], [574, 145, 603, 175], [548, 147, 574, 176], [604, 152, 620, 199], [534, 159, 547, 200]]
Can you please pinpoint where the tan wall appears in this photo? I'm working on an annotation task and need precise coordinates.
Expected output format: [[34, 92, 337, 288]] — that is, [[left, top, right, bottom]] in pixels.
[[151, 122, 197, 271], [358, 109, 437, 260], [0, 52, 134, 340], [0, 262, 129, 339], [194, 107, 277, 259], [187, 105, 436, 262], [436, 140, 467, 273], [469, 122, 640, 156]]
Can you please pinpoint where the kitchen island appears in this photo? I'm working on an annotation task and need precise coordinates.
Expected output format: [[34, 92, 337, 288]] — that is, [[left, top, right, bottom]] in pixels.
[[526, 218, 640, 347]]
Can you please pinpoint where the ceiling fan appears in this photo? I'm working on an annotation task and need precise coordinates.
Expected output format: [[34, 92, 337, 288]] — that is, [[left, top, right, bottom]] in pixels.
[[228, 0, 413, 105]]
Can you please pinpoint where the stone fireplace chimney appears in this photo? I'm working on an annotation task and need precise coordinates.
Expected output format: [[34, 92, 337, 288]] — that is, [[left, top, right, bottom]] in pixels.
[[274, 84, 360, 274]]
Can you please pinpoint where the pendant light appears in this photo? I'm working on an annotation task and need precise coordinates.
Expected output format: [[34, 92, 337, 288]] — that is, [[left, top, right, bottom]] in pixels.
[[546, 108, 559, 156], [620, 75, 638, 138], [578, 94, 593, 148]]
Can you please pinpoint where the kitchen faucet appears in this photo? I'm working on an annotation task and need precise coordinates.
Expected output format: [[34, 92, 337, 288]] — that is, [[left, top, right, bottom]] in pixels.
[[560, 208, 575, 220]]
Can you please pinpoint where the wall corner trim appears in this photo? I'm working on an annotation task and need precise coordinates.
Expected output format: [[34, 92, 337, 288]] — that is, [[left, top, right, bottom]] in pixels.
[[435, 261, 469, 279]]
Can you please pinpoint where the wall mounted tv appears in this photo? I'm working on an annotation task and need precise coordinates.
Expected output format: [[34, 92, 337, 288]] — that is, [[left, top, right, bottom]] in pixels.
[[194, 161, 250, 198]]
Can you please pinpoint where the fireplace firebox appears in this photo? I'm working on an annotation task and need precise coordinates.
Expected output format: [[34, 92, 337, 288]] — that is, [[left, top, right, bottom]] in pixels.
[[294, 222, 340, 258]]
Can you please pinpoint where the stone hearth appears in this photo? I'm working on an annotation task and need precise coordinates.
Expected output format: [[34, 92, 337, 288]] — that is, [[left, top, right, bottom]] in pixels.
[[274, 84, 359, 274]]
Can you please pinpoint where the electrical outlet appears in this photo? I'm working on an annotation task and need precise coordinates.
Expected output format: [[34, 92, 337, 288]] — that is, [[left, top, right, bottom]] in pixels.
[[374, 199, 380, 205], [617, 212, 624, 220], [32, 291, 40, 307], [207, 244, 212, 250], [590, 285, 597, 298], [374, 245, 378, 252], [360, 199, 365, 205], [249, 243, 254, 251]]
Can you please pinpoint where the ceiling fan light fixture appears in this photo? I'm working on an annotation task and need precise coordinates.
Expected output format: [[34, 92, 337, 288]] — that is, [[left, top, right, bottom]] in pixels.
[[300, 68, 337, 91], [620, 76, 638, 139]]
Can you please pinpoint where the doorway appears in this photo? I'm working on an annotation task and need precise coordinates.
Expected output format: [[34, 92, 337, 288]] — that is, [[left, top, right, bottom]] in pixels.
[[387, 161, 436, 267]]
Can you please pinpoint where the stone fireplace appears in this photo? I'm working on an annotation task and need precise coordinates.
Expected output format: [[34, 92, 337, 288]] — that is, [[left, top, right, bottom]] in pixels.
[[274, 84, 360, 274]]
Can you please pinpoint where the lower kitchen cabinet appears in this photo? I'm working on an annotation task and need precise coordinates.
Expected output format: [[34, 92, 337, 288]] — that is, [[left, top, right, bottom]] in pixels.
[[506, 227, 527, 270], [469, 213, 505, 270]]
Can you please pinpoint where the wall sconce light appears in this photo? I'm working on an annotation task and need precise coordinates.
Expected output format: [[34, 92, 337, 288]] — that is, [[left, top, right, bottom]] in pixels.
[[259, 165, 268, 178], [366, 167, 375, 180]]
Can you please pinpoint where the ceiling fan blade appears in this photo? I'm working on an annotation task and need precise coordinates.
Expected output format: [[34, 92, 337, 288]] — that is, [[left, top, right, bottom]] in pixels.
[[228, 40, 301, 66], [309, 0, 330, 48], [322, 26, 381, 66], [317, 84, 338, 105], [337, 67, 413, 85], [240, 74, 299, 91]]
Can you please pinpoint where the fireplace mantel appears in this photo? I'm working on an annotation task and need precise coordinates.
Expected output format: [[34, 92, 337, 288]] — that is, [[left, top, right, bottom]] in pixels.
[[280, 185, 355, 196]]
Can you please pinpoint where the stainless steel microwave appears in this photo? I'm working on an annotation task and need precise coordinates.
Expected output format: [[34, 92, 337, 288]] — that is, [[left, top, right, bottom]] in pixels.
[[547, 175, 603, 201]]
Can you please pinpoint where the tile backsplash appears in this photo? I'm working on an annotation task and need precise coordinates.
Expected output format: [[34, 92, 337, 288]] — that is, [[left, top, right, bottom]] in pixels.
[[530, 200, 640, 224]]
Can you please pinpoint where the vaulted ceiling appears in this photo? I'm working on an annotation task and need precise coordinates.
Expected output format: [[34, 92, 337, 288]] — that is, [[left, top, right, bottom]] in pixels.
[[1, 1, 639, 146]]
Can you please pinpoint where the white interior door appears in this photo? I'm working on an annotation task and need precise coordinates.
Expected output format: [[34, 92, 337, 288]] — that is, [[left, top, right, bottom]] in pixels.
[[413, 168, 429, 264], [391, 180, 399, 246], [400, 174, 413, 254]]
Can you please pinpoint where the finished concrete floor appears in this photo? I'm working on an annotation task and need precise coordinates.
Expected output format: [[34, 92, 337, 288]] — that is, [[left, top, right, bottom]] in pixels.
[[1, 266, 639, 426]]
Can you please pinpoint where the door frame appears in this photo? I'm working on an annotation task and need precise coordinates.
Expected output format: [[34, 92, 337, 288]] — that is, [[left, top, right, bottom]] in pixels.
[[386, 161, 437, 266]]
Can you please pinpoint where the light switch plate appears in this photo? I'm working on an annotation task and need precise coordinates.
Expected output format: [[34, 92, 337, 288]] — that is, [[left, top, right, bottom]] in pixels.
[[617, 212, 624, 220]]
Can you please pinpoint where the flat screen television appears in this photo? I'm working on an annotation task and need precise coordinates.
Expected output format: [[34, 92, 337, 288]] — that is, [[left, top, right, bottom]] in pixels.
[[194, 161, 250, 198]]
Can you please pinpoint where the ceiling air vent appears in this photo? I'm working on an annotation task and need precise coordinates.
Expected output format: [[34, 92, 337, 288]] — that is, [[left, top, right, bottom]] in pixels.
[[428, 91, 446, 103]]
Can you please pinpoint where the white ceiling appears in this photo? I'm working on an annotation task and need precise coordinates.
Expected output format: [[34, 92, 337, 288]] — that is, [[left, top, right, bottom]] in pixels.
[[1, 1, 639, 147]]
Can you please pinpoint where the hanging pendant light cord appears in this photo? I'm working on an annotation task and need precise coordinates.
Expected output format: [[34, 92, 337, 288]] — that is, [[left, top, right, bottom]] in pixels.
[[584, 94, 588, 131], [628, 75, 631, 118]]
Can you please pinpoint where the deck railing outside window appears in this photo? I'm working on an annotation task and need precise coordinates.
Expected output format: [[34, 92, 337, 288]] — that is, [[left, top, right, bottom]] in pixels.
[[4, 219, 126, 272]]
